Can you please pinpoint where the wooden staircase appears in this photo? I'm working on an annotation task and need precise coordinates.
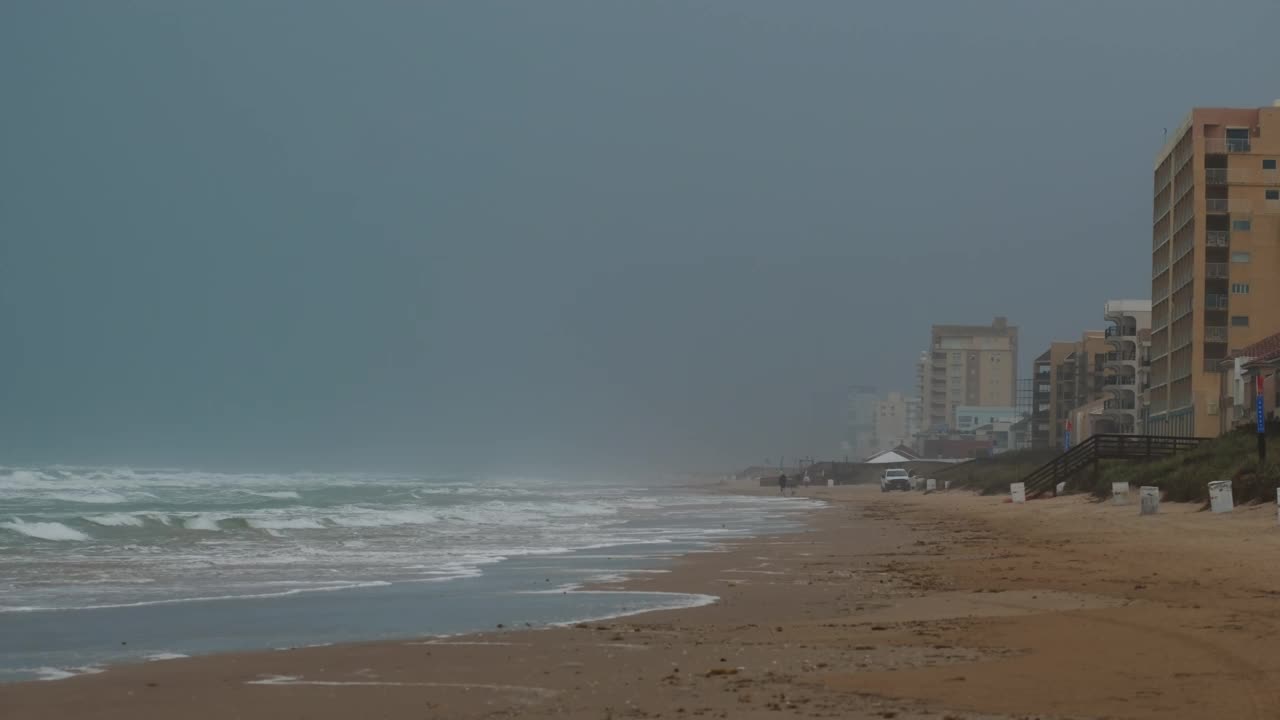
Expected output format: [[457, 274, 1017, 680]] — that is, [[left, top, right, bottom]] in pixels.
[[1021, 434, 1204, 497]]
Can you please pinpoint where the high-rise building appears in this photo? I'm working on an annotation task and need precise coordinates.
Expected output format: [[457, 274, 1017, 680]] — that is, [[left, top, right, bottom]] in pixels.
[[925, 317, 1019, 431], [1032, 331, 1112, 448], [904, 395, 923, 449], [1102, 299, 1153, 434], [844, 385, 878, 460], [1031, 352, 1053, 448], [1150, 104, 1280, 437], [873, 392, 908, 453]]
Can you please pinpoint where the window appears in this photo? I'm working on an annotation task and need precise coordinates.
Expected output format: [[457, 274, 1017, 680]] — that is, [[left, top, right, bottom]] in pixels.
[[1232, 219, 1252, 231], [1268, 189, 1280, 200], [1231, 316, 1250, 327], [1265, 159, 1277, 170], [1227, 128, 1251, 152], [1232, 282, 1250, 294], [950, 352, 960, 361], [1231, 252, 1252, 263]]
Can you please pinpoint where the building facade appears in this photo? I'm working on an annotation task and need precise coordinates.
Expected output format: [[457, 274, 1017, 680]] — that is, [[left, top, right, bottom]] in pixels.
[[1031, 351, 1053, 448], [924, 317, 1019, 432], [844, 385, 879, 460], [954, 406, 1022, 433], [1033, 331, 1112, 448], [1150, 104, 1280, 437], [873, 392, 909, 454], [1102, 299, 1153, 434], [904, 395, 923, 449]]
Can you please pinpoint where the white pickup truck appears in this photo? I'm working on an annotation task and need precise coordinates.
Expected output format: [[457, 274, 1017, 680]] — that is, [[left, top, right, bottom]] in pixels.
[[879, 468, 912, 492]]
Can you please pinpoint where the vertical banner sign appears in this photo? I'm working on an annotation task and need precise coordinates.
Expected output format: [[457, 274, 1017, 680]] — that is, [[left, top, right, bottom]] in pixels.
[[1258, 374, 1266, 434], [1258, 374, 1267, 463]]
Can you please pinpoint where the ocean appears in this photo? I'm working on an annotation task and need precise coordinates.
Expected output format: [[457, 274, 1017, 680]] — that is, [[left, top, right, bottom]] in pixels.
[[0, 466, 817, 682]]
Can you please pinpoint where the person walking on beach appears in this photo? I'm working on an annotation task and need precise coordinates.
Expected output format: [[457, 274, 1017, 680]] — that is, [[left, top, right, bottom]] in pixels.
[[778, 473, 788, 495]]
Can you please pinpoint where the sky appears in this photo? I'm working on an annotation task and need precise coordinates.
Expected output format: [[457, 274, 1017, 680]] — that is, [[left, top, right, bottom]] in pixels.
[[3, 1, 1279, 474]]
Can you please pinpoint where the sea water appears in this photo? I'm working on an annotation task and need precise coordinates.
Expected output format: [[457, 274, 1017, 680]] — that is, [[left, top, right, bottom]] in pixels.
[[0, 466, 818, 681]]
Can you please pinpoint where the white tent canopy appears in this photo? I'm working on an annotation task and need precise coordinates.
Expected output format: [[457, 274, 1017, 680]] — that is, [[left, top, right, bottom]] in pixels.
[[862, 450, 917, 464]]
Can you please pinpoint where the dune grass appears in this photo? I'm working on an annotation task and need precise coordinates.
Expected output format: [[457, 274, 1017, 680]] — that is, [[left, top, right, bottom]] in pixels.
[[936, 448, 1059, 496], [1085, 427, 1280, 504], [942, 427, 1280, 504]]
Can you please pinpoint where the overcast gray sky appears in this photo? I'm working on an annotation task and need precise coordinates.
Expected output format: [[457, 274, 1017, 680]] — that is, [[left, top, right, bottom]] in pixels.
[[3, 1, 1279, 473]]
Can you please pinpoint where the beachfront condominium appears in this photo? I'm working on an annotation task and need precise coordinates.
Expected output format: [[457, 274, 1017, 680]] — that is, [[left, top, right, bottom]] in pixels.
[[1031, 331, 1111, 449], [1150, 104, 1280, 437], [844, 385, 878, 460], [1102, 299, 1153, 434], [873, 392, 909, 453], [924, 317, 1018, 432]]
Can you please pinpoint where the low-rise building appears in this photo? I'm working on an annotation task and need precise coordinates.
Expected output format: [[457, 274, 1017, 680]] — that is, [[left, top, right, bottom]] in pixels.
[[954, 405, 1022, 434], [1217, 330, 1280, 434]]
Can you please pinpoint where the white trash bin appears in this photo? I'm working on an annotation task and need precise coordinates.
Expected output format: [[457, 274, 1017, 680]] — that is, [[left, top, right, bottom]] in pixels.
[[1055, 481, 1066, 496], [1139, 486, 1159, 515], [925, 478, 937, 492], [1010, 482, 1026, 504], [1209, 480, 1234, 514], [1112, 482, 1131, 505], [944, 479, 952, 490]]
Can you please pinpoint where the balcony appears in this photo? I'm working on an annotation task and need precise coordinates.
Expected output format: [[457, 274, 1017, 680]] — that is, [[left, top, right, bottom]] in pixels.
[[1205, 137, 1253, 154], [1206, 230, 1229, 247], [1103, 374, 1138, 388], [1104, 326, 1136, 338], [1206, 168, 1228, 185], [1205, 326, 1229, 343], [1104, 355, 1138, 371], [1206, 262, 1229, 279], [1205, 294, 1229, 311], [1103, 399, 1137, 411]]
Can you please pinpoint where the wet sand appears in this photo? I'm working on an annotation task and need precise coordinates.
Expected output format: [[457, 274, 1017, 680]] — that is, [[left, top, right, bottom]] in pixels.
[[7, 484, 1280, 719]]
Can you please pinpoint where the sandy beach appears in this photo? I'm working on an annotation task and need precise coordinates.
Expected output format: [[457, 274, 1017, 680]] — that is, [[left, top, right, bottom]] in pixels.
[[7, 484, 1280, 719]]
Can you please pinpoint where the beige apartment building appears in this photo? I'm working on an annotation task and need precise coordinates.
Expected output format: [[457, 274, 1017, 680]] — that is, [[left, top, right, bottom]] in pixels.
[[873, 392, 909, 452], [924, 317, 1018, 432], [1030, 332, 1111, 449], [1149, 104, 1280, 437]]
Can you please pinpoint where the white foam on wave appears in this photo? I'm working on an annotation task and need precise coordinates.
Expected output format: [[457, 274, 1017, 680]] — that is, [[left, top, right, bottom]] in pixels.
[[182, 514, 223, 531], [85, 513, 145, 527], [247, 491, 302, 500], [0, 469, 50, 489], [145, 652, 189, 662], [47, 490, 127, 505], [30, 665, 105, 681], [247, 517, 325, 530], [1, 519, 90, 541], [547, 590, 720, 626], [0, 580, 394, 613]]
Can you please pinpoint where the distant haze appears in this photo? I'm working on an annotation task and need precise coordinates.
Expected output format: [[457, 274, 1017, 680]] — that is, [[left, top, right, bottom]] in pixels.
[[3, 1, 1278, 473]]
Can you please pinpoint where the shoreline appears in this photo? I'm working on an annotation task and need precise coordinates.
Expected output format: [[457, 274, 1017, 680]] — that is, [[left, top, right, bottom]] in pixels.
[[11, 484, 1280, 718], [0, 482, 819, 685]]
